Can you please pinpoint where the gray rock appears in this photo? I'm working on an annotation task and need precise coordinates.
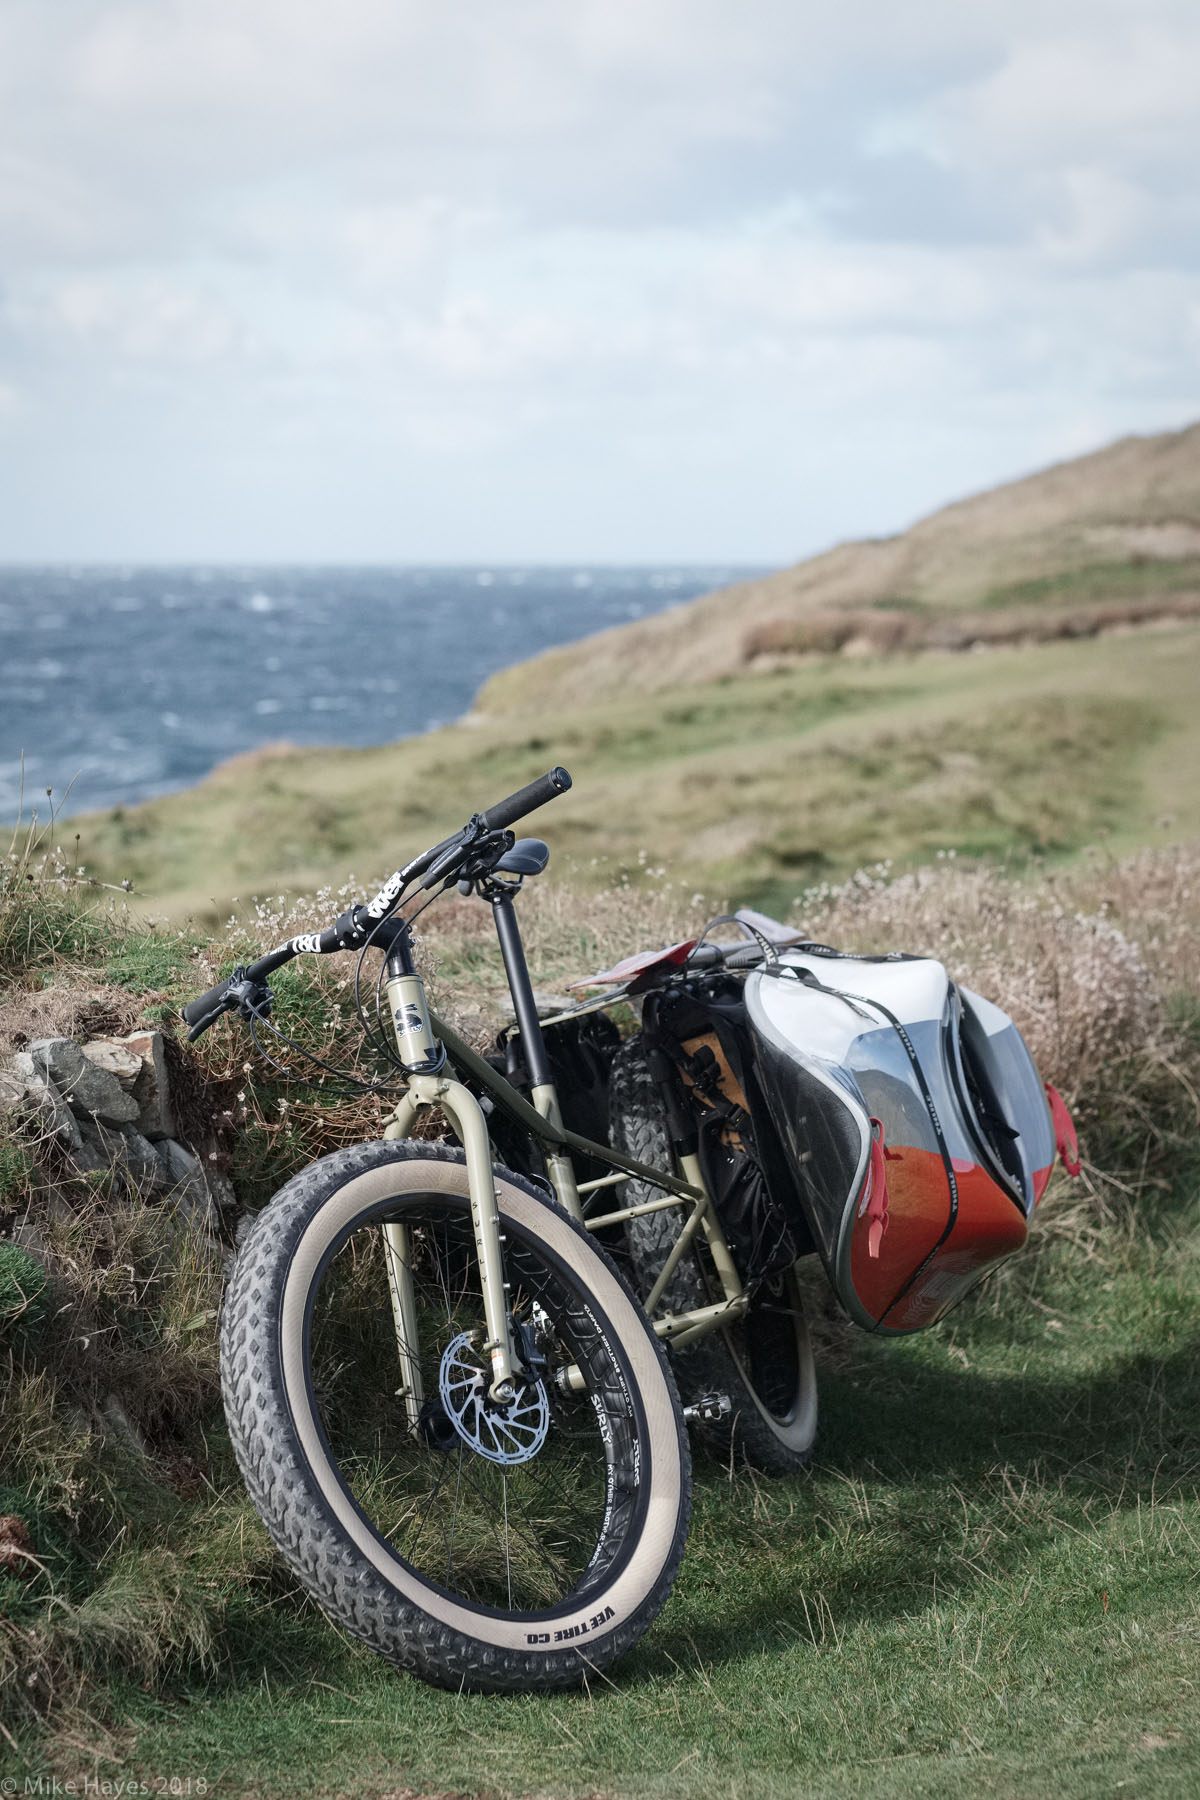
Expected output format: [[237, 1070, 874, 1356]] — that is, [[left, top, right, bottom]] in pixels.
[[69, 1140, 111, 1176], [0, 1071, 26, 1113], [205, 1164, 236, 1213], [112, 1031, 175, 1142], [81, 1040, 143, 1089], [155, 1138, 216, 1228], [120, 1126, 163, 1186], [20, 1072, 84, 1151], [26, 1038, 84, 1086], [154, 1137, 190, 1180], [74, 1117, 123, 1175], [28, 1038, 139, 1127]]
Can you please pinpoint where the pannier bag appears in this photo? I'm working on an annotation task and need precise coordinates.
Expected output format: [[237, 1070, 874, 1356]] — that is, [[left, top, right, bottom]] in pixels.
[[744, 948, 1077, 1334], [647, 983, 803, 1284]]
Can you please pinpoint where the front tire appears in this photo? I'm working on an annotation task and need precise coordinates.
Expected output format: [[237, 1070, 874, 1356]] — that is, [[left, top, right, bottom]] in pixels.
[[609, 1039, 818, 1476], [220, 1141, 691, 1693]]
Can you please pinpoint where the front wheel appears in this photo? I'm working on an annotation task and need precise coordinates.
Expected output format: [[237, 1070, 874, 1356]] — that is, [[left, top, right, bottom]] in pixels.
[[220, 1141, 691, 1693]]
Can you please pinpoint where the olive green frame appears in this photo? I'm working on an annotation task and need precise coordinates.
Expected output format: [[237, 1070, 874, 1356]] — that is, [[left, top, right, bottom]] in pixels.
[[378, 1005, 751, 1416]]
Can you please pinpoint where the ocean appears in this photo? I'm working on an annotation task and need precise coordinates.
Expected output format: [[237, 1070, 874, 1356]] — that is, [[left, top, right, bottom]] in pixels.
[[0, 565, 758, 820]]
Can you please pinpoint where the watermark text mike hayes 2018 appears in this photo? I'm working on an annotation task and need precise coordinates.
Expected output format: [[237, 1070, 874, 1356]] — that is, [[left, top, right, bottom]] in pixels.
[[3, 1779, 210, 1797]]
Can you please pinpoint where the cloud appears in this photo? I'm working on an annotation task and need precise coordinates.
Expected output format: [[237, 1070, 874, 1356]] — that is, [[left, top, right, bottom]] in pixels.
[[0, 1, 1198, 558]]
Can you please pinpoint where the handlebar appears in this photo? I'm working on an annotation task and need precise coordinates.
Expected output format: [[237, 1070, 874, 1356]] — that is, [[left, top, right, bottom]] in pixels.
[[180, 965, 274, 1042], [480, 766, 572, 832], [180, 767, 573, 1039], [180, 972, 239, 1033]]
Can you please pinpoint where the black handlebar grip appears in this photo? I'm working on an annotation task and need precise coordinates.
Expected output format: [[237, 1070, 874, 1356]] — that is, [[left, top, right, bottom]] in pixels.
[[479, 767, 572, 832], [180, 974, 237, 1032]]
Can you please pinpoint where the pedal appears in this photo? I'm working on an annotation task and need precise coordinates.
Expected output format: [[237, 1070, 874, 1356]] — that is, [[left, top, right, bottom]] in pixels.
[[682, 1392, 732, 1425]]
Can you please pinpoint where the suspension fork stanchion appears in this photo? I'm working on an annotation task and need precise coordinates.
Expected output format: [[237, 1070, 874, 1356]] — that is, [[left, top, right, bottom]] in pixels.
[[379, 1090, 426, 1429], [409, 1072, 523, 1402]]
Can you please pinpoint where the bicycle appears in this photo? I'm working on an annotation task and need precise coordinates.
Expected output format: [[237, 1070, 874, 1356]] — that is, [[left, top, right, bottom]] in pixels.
[[183, 767, 813, 1693]]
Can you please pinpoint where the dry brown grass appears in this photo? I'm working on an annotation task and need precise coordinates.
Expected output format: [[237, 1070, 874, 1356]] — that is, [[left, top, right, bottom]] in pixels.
[[741, 590, 1200, 664], [790, 856, 1167, 1106]]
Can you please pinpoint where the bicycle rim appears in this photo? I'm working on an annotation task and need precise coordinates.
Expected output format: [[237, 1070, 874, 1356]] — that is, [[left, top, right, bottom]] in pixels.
[[302, 1188, 643, 1615]]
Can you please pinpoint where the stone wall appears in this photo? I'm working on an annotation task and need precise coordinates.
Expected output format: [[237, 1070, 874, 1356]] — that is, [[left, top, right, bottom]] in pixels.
[[1, 1029, 233, 1245]]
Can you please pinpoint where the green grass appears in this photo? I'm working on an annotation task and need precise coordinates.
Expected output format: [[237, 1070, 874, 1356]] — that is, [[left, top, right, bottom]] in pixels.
[[103, 931, 199, 994], [981, 555, 1200, 609], [63, 624, 1200, 924], [5, 1160, 1197, 1799], [0, 1241, 48, 1344]]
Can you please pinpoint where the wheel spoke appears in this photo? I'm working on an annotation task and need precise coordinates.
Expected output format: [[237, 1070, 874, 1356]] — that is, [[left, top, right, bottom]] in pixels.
[[306, 1197, 628, 1610], [397, 1449, 452, 1565]]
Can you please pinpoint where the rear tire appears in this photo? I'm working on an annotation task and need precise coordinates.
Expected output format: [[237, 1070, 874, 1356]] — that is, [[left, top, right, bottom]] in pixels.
[[609, 1039, 817, 1476], [220, 1140, 691, 1692]]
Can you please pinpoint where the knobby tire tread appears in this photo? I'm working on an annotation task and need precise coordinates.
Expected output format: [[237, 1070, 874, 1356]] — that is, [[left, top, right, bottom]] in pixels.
[[220, 1140, 691, 1693], [609, 1040, 817, 1477]]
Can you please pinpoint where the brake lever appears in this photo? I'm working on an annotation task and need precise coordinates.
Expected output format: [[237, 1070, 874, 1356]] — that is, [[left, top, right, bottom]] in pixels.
[[419, 823, 478, 890], [183, 966, 273, 1042], [432, 827, 516, 891], [229, 975, 273, 1020]]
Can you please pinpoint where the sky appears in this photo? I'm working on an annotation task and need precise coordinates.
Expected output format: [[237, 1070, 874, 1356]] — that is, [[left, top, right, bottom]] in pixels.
[[1, 0, 1198, 565]]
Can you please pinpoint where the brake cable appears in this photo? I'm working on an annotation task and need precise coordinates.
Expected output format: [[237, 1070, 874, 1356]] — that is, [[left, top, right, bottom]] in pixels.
[[245, 1002, 408, 1099]]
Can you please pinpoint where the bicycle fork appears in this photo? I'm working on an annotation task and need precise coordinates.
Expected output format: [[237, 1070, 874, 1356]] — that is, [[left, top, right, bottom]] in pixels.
[[378, 934, 522, 1427]]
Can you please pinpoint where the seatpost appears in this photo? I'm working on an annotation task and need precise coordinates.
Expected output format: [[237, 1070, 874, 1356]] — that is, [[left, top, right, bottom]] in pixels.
[[491, 891, 552, 1088], [490, 888, 583, 1221]]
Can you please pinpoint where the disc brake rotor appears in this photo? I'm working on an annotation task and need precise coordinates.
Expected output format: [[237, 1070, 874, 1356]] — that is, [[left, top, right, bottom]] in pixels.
[[437, 1330, 550, 1465]]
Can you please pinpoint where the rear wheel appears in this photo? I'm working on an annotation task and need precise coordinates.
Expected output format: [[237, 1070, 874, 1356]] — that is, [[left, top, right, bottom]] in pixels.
[[609, 1039, 817, 1476], [221, 1140, 691, 1692]]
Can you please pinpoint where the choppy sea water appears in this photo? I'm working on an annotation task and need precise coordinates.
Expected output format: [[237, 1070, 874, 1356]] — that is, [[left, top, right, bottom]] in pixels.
[[0, 565, 758, 819]]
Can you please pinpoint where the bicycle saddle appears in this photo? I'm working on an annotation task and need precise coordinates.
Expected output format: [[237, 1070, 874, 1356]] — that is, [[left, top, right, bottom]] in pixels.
[[494, 837, 550, 876]]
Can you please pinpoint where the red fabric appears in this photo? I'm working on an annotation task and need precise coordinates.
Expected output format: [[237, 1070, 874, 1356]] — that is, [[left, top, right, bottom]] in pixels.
[[569, 940, 697, 990], [866, 1118, 890, 1258], [1044, 1083, 1081, 1177]]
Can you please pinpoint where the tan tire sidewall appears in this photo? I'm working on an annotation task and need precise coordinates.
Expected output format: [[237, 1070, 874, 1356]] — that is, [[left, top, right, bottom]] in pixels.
[[278, 1156, 685, 1656]]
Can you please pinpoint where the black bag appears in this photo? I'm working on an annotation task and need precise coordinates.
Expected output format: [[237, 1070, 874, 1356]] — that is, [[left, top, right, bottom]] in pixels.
[[487, 1010, 621, 1187], [647, 981, 808, 1284]]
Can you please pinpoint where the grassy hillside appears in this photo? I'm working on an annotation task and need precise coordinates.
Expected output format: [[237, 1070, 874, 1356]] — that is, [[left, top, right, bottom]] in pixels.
[[11, 424, 1200, 1794], [51, 422, 1199, 924], [68, 621, 1200, 924], [476, 419, 1200, 711]]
